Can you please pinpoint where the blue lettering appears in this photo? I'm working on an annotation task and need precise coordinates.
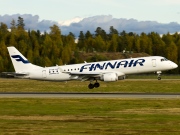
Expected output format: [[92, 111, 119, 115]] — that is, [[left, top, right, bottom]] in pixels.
[[133, 59, 145, 67], [101, 63, 106, 70], [80, 59, 145, 72], [90, 63, 106, 71], [94, 63, 101, 71], [116, 61, 128, 68], [128, 60, 134, 67], [89, 64, 95, 71], [105, 62, 117, 69], [80, 64, 91, 72]]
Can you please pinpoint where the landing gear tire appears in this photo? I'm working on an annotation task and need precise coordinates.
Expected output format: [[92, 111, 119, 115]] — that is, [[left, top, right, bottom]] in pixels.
[[94, 82, 100, 88], [88, 83, 94, 89], [157, 71, 162, 80], [88, 79, 100, 89]]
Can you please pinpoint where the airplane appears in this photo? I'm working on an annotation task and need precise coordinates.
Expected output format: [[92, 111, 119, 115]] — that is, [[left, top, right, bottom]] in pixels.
[[5, 46, 178, 89]]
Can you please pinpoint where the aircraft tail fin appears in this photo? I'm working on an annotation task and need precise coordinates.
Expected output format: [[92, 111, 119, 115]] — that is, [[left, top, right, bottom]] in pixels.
[[7, 46, 42, 73]]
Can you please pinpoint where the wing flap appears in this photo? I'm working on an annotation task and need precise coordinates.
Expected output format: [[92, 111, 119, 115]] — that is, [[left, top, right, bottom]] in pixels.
[[67, 72, 101, 81], [64, 71, 125, 81]]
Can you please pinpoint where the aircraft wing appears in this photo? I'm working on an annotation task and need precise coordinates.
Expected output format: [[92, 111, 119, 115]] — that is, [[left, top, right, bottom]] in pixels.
[[69, 71, 125, 76], [64, 71, 125, 81], [63, 71, 101, 81]]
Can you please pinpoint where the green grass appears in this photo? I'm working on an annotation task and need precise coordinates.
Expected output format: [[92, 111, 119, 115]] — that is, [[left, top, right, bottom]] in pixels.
[[128, 74, 180, 79], [0, 78, 180, 134], [0, 78, 180, 93], [0, 98, 180, 135]]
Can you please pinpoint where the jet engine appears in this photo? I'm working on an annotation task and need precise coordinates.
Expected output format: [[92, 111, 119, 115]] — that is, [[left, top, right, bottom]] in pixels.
[[100, 73, 118, 82]]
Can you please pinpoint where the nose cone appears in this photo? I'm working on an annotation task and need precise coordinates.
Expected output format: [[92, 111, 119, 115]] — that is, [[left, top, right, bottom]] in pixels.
[[172, 62, 178, 69]]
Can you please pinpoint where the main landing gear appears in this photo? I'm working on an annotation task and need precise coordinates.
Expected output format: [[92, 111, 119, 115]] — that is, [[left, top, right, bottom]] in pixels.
[[88, 80, 100, 89], [157, 71, 162, 80]]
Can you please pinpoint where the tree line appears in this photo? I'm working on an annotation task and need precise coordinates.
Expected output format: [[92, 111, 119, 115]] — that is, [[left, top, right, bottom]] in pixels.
[[0, 17, 180, 73]]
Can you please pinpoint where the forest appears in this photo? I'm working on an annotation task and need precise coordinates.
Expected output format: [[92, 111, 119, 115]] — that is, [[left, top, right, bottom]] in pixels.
[[0, 17, 180, 73]]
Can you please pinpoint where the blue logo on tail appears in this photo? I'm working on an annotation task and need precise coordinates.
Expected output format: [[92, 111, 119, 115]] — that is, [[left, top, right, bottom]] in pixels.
[[11, 55, 30, 64]]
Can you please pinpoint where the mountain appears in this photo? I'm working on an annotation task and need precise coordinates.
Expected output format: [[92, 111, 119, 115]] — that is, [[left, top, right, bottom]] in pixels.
[[1, 14, 180, 36]]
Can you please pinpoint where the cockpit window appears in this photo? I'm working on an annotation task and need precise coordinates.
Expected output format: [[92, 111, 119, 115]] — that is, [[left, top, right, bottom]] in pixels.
[[161, 58, 168, 62]]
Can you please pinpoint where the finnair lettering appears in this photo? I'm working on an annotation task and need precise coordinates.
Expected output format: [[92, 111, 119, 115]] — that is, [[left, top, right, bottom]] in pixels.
[[11, 55, 30, 64], [80, 59, 145, 72]]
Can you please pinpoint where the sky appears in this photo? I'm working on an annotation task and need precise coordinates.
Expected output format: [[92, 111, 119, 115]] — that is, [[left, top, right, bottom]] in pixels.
[[1, 0, 180, 24], [1, 0, 180, 36]]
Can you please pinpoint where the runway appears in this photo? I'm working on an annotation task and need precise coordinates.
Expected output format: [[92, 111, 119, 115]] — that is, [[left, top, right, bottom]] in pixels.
[[0, 92, 180, 99]]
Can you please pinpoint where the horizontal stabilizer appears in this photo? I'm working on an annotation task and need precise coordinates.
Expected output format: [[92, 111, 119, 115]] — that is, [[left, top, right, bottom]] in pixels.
[[1, 72, 28, 77]]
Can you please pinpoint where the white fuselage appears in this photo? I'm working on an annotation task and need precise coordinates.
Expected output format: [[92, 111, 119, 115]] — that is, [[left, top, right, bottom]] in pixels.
[[24, 56, 178, 81]]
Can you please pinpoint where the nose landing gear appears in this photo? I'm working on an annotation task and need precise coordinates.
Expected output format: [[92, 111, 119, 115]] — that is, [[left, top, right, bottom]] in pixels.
[[157, 76, 161, 80], [157, 71, 162, 80]]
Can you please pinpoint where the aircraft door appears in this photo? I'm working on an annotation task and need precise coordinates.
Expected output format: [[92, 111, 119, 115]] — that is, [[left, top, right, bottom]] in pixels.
[[152, 59, 156, 67], [42, 70, 47, 78]]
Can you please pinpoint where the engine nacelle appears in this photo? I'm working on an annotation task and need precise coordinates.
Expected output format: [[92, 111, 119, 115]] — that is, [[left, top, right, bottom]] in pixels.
[[101, 73, 118, 82]]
